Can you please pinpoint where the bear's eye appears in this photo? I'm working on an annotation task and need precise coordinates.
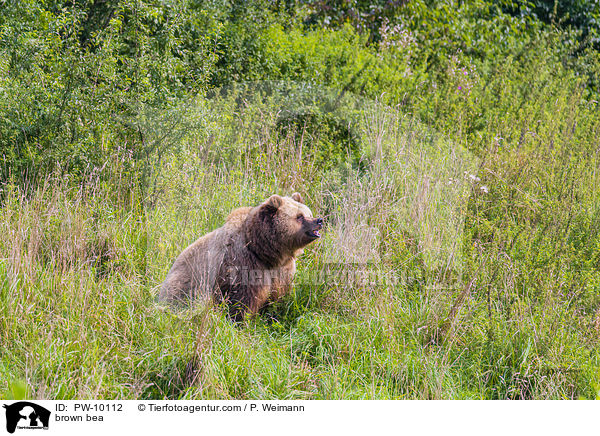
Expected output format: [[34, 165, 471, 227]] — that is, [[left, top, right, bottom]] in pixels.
[[296, 213, 303, 221]]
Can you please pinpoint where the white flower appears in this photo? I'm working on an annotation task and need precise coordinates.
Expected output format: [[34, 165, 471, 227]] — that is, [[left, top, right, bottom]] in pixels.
[[480, 185, 489, 194], [464, 171, 481, 182]]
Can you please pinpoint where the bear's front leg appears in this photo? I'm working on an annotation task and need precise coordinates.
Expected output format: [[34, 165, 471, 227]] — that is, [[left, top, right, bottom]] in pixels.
[[227, 284, 272, 321]]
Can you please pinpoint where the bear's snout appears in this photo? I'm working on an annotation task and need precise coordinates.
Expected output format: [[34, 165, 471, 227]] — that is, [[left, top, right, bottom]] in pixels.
[[304, 217, 323, 241]]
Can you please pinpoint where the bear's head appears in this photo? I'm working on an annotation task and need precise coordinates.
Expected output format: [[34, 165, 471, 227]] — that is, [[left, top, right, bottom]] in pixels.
[[245, 192, 323, 266]]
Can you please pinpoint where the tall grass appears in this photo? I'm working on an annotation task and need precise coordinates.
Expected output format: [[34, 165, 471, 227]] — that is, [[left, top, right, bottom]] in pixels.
[[1, 82, 599, 400]]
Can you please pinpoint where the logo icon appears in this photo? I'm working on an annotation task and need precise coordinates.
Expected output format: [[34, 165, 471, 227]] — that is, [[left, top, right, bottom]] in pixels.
[[2, 402, 50, 434]]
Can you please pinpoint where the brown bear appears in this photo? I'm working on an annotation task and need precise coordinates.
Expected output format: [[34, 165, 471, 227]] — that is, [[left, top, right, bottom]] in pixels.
[[159, 192, 323, 319]]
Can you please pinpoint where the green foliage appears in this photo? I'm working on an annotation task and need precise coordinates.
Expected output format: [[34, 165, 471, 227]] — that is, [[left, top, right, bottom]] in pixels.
[[1, 379, 29, 400], [300, 0, 406, 43], [501, 0, 600, 47], [0, 0, 219, 181], [1, 0, 600, 400]]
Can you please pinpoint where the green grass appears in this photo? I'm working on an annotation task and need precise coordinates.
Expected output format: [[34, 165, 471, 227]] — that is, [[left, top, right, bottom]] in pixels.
[[2, 0, 600, 401], [1, 88, 599, 400]]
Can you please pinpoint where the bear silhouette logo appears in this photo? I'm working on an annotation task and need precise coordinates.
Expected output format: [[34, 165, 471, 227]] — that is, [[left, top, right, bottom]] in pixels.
[[2, 402, 50, 434]]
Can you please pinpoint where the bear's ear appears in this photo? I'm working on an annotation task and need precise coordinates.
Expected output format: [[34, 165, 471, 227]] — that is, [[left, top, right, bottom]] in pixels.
[[264, 194, 284, 211], [261, 195, 283, 216], [291, 192, 304, 204]]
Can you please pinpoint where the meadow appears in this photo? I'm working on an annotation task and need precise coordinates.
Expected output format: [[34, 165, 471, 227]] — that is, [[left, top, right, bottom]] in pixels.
[[1, 1, 600, 400]]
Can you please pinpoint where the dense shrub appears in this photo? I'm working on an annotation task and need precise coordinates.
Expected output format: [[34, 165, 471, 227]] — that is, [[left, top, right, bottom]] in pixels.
[[0, 0, 218, 181]]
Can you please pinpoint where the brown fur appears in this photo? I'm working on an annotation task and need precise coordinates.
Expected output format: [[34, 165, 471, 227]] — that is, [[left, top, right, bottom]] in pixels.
[[159, 193, 322, 319]]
